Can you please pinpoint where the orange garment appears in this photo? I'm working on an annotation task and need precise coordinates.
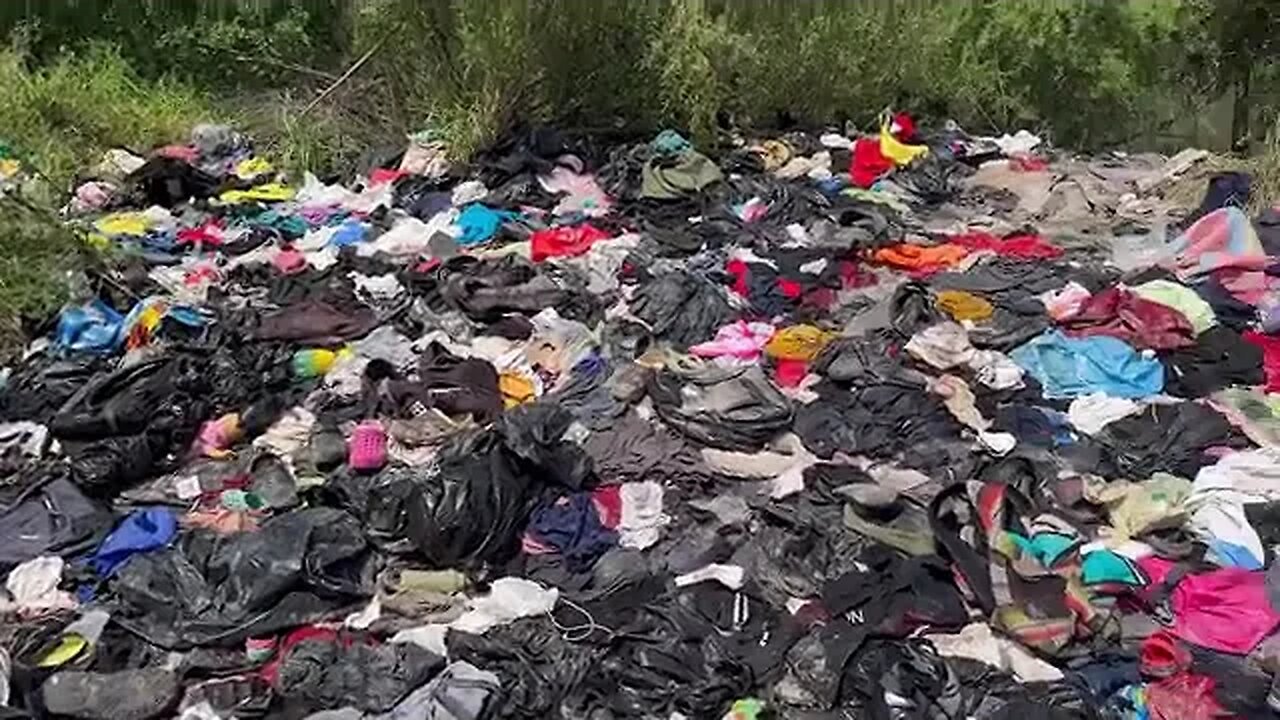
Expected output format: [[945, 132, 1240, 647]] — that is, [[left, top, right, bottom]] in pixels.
[[873, 243, 969, 273]]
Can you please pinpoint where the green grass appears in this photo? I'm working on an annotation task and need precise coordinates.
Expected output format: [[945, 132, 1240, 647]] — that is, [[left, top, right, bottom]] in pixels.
[[0, 45, 221, 188], [0, 195, 84, 359], [0, 46, 220, 358]]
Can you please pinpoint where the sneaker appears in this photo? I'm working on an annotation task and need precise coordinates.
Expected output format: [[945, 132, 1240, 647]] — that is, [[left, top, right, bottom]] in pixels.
[[348, 420, 387, 472]]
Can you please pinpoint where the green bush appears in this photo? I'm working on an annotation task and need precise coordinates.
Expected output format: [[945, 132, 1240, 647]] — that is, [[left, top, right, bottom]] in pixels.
[[338, 0, 1204, 158], [0, 45, 218, 354], [3, 1, 350, 90]]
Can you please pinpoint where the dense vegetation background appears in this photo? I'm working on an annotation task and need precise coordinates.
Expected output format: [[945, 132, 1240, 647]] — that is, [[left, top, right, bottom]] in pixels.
[[2, 0, 1280, 350]]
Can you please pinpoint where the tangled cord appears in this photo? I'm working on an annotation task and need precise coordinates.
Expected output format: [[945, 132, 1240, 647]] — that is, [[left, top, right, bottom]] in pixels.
[[549, 596, 615, 643]]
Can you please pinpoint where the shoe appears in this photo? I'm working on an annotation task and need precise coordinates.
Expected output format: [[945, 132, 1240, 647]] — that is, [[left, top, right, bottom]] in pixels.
[[248, 453, 298, 509], [348, 420, 387, 472]]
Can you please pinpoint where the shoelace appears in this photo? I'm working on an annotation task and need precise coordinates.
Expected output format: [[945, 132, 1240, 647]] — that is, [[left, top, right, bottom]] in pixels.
[[549, 597, 614, 643]]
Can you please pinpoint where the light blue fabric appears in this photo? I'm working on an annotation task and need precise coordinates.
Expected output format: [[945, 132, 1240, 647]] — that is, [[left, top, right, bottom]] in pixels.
[[1010, 330, 1163, 399], [455, 204, 515, 246], [55, 300, 124, 355], [1208, 539, 1263, 571], [650, 130, 692, 156]]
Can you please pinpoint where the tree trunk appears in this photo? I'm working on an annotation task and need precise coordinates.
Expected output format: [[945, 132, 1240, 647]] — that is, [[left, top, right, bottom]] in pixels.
[[1232, 65, 1252, 150]]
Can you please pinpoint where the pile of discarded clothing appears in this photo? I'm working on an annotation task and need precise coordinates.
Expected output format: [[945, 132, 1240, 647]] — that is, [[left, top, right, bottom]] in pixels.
[[4, 112, 1280, 719]]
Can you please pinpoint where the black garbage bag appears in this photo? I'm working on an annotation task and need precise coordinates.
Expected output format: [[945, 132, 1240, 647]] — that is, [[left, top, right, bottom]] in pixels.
[[405, 402, 592, 569], [109, 507, 372, 648], [1095, 401, 1253, 479], [405, 429, 541, 570], [473, 126, 586, 187], [828, 201, 898, 250], [124, 157, 221, 207], [794, 379, 960, 461], [891, 152, 969, 204], [889, 282, 942, 338], [0, 354, 106, 425], [812, 333, 903, 386], [565, 589, 755, 719], [274, 633, 444, 713], [838, 640, 965, 717], [49, 357, 194, 440], [648, 364, 793, 451], [732, 503, 862, 608], [448, 619, 596, 720], [0, 473, 111, 571], [630, 271, 734, 349], [440, 253, 576, 317], [499, 402, 594, 490], [311, 466, 425, 554], [48, 355, 209, 496], [41, 668, 180, 720], [62, 434, 165, 498]]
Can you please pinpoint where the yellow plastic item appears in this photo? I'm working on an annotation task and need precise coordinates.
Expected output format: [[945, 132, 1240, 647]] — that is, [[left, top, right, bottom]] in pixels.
[[879, 121, 928, 166], [935, 290, 994, 321], [0, 158, 20, 180], [36, 634, 87, 668], [235, 157, 274, 179], [499, 372, 536, 408], [94, 212, 150, 237], [292, 347, 349, 377], [219, 182, 295, 204], [764, 325, 835, 362]]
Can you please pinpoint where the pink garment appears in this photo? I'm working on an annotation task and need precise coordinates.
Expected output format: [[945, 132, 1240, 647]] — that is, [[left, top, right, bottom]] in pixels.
[[1138, 556, 1280, 654], [539, 166, 613, 217], [73, 181, 114, 212], [689, 321, 777, 361], [156, 144, 199, 163], [774, 359, 810, 388], [176, 222, 224, 247], [1041, 282, 1093, 321], [368, 168, 407, 186], [1169, 207, 1273, 279], [1147, 673, 1230, 720], [273, 248, 307, 275], [184, 265, 220, 287], [1216, 267, 1280, 306]]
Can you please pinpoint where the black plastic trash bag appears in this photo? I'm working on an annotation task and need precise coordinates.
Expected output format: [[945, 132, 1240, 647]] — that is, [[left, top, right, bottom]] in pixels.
[[42, 668, 180, 720], [109, 507, 373, 648], [275, 634, 444, 713], [448, 619, 595, 720], [630, 271, 734, 349], [648, 364, 793, 451], [0, 474, 112, 572], [406, 401, 594, 570], [49, 356, 209, 496], [499, 402, 594, 490], [404, 429, 542, 570]]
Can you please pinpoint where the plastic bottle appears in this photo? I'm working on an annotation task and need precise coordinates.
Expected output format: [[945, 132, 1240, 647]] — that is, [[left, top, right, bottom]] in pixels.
[[291, 347, 348, 377]]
